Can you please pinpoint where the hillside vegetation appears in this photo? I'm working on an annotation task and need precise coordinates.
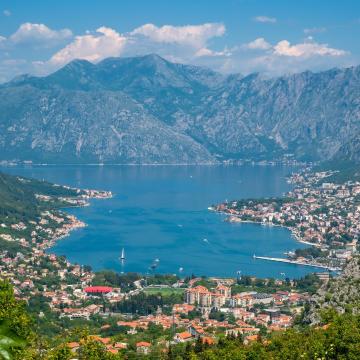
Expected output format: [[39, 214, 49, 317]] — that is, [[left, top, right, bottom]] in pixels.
[[0, 171, 80, 222]]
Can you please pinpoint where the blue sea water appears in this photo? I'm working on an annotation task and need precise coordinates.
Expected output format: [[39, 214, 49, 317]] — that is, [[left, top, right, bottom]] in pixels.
[[2, 165, 318, 279]]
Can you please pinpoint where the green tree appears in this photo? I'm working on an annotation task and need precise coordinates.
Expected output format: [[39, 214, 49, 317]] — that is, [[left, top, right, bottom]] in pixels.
[[0, 280, 36, 359], [0, 322, 26, 360], [78, 338, 117, 360], [45, 344, 72, 360]]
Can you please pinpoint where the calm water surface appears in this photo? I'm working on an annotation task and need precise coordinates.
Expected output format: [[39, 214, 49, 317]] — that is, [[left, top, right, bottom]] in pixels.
[[2, 165, 318, 278]]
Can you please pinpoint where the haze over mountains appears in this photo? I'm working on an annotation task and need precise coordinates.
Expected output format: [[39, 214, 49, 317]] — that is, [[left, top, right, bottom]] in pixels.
[[0, 54, 359, 164]]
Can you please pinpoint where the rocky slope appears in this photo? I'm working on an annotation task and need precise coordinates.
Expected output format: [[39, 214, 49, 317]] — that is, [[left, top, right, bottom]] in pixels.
[[1, 54, 360, 164], [334, 132, 360, 163], [305, 256, 360, 324], [0, 82, 213, 164]]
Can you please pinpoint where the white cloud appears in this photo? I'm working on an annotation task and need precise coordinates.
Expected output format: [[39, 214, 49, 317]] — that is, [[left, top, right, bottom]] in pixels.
[[194, 47, 231, 57], [48, 22, 226, 68], [10, 23, 72, 45], [244, 38, 271, 50], [273, 39, 347, 58], [130, 23, 225, 48], [304, 27, 327, 34], [49, 26, 127, 65], [204, 35, 351, 77], [242, 37, 347, 60], [216, 37, 350, 76], [0, 21, 354, 83], [3, 9, 11, 17], [253, 16, 277, 24]]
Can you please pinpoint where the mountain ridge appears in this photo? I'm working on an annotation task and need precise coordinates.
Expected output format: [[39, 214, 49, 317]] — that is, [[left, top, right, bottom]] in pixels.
[[1, 54, 360, 164]]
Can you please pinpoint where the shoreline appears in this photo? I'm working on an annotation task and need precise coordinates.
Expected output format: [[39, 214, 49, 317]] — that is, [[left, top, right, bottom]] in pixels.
[[213, 209, 321, 249], [0, 161, 307, 167], [37, 195, 316, 280], [30, 170, 314, 279], [39, 191, 113, 253]]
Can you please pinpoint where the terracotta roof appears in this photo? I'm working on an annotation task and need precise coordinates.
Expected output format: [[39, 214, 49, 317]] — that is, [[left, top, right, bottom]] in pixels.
[[117, 320, 138, 328], [107, 348, 118, 354], [67, 342, 79, 349], [136, 341, 151, 347], [236, 320, 249, 327], [202, 337, 215, 345], [245, 334, 259, 342], [99, 337, 111, 344], [176, 331, 192, 340], [216, 284, 229, 290], [190, 285, 210, 293], [84, 286, 112, 293]]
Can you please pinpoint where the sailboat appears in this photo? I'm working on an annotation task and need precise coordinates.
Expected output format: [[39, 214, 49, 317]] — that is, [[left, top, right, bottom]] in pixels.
[[120, 248, 125, 261]]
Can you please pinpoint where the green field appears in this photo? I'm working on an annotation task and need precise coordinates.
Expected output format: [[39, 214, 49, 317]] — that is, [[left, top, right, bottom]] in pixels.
[[143, 287, 185, 296]]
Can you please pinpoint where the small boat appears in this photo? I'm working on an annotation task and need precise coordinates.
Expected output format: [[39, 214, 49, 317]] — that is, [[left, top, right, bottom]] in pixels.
[[120, 248, 125, 260]]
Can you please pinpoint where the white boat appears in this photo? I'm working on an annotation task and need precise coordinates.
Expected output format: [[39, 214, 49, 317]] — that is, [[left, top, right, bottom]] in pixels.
[[120, 248, 125, 260]]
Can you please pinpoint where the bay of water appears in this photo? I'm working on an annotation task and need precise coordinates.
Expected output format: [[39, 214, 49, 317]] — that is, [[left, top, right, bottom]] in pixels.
[[3, 165, 318, 279]]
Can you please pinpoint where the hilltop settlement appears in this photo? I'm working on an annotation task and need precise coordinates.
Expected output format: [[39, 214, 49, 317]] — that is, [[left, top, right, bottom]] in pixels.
[[0, 168, 359, 358]]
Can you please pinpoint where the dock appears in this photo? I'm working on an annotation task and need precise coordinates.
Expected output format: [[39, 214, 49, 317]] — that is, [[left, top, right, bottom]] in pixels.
[[253, 255, 341, 271]]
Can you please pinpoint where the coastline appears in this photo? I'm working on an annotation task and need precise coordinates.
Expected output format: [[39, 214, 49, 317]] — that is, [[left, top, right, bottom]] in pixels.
[[213, 210, 321, 249], [3, 165, 306, 279], [39, 190, 113, 253], [0, 160, 306, 167]]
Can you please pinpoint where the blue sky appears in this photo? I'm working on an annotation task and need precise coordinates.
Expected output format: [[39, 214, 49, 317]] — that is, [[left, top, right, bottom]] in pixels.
[[0, 0, 359, 82]]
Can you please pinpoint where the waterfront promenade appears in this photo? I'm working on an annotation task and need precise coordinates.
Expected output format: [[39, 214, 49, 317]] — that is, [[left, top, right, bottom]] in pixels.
[[253, 255, 341, 272]]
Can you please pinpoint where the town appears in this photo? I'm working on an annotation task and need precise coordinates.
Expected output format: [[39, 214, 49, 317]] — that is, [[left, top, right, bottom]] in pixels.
[[214, 170, 360, 271], [0, 241, 314, 356], [0, 169, 356, 357]]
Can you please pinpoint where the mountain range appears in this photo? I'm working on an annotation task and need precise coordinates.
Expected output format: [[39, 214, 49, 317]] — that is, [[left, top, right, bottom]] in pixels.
[[0, 54, 359, 164]]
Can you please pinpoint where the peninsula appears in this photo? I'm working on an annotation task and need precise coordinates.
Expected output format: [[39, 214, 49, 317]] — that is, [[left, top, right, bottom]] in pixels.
[[213, 169, 359, 271]]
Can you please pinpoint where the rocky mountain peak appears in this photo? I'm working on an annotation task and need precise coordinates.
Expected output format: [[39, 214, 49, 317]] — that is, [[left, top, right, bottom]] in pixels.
[[0, 55, 359, 164]]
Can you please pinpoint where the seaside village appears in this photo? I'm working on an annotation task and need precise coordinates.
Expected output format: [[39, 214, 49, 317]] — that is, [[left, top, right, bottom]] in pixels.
[[216, 171, 360, 270], [0, 238, 312, 355], [0, 171, 358, 355]]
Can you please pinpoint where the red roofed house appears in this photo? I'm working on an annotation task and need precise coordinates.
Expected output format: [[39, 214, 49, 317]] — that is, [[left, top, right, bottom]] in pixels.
[[226, 327, 260, 337], [272, 314, 293, 328], [255, 313, 270, 326], [244, 334, 259, 345], [136, 341, 151, 355], [174, 331, 193, 343], [215, 284, 231, 298], [188, 324, 205, 337], [67, 342, 79, 353], [202, 337, 216, 345], [185, 286, 212, 307], [114, 342, 128, 349], [173, 303, 195, 314], [107, 348, 118, 355], [85, 286, 113, 294]]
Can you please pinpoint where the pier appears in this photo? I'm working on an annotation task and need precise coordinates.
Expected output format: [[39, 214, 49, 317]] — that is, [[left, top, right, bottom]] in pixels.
[[253, 255, 341, 272]]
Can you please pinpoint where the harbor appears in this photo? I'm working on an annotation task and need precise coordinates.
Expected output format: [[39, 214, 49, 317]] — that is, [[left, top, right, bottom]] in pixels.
[[253, 255, 341, 272]]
